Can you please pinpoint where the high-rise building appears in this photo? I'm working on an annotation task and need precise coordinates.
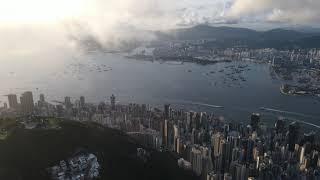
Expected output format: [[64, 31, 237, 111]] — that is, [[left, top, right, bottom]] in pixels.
[[164, 104, 170, 119], [40, 94, 45, 103], [186, 111, 192, 132], [3, 103, 8, 109], [288, 122, 301, 152], [164, 120, 168, 146], [304, 132, 315, 144], [275, 118, 285, 133], [176, 137, 180, 153], [240, 139, 252, 163], [191, 147, 203, 176], [230, 162, 248, 180], [173, 125, 179, 152], [168, 122, 175, 150], [110, 94, 115, 110], [221, 141, 232, 171], [250, 113, 260, 131], [7, 94, 18, 109], [38, 94, 45, 107], [160, 121, 164, 145], [20, 91, 34, 114], [202, 155, 213, 178], [246, 139, 255, 163], [191, 128, 198, 144], [65, 96, 72, 109], [207, 171, 222, 180], [212, 132, 223, 157], [80, 96, 85, 108], [231, 148, 240, 162], [224, 173, 232, 180], [299, 146, 305, 164]]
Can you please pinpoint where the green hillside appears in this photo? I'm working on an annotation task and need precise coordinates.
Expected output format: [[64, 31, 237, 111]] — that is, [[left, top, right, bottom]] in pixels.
[[0, 120, 198, 180]]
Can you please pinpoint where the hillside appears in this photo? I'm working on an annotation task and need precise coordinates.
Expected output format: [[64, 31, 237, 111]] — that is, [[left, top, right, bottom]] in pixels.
[[0, 120, 198, 180], [156, 24, 320, 49]]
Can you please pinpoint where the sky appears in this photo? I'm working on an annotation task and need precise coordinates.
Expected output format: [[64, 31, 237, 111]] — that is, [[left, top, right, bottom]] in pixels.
[[1, 0, 319, 28], [0, 0, 320, 57]]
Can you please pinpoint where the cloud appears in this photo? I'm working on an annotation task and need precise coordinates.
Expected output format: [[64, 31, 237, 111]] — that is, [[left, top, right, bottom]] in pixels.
[[2, 0, 320, 57], [227, 0, 320, 25], [0, 24, 73, 58], [176, 0, 235, 26], [0, 0, 182, 54], [62, 0, 184, 50]]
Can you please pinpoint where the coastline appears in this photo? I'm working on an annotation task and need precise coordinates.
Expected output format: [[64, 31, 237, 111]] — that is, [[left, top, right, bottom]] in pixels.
[[280, 84, 293, 96]]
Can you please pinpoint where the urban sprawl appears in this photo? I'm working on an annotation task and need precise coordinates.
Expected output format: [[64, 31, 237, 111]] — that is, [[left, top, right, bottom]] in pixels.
[[129, 43, 320, 97], [1, 92, 320, 179]]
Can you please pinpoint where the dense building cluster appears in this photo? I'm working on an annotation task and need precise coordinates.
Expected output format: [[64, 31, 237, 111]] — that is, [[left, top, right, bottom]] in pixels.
[[137, 41, 320, 68], [157, 107, 320, 180], [1, 92, 35, 117], [48, 152, 100, 180], [1, 93, 320, 180]]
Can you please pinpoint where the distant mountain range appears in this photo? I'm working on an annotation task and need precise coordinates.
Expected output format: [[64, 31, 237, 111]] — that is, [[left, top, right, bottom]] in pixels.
[[155, 24, 320, 49], [283, 26, 320, 33], [75, 24, 320, 51]]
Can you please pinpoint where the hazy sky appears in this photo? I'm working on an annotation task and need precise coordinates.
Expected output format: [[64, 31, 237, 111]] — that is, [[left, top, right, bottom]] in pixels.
[[1, 0, 320, 59], [1, 0, 319, 28]]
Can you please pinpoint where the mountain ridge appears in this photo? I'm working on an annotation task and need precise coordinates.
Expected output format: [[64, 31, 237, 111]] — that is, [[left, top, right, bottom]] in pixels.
[[155, 24, 320, 49]]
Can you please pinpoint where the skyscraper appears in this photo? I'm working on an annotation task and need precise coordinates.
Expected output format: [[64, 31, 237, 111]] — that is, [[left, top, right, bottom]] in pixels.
[[231, 162, 248, 180], [3, 103, 8, 109], [167, 122, 174, 150], [275, 118, 285, 133], [40, 94, 45, 103], [288, 122, 301, 152], [191, 147, 203, 176], [164, 120, 168, 147], [20, 91, 34, 114], [250, 113, 260, 131], [65, 96, 72, 109], [38, 94, 45, 107], [80, 96, 85, 108], [173, 125, 179, 152], [212, 132, 223, 157], [164, 104, 170, 119], [110, 94, 115, 110], [222, 140, 232, 171], [7, 94, 18, 109], [304, 132, 315, 144]]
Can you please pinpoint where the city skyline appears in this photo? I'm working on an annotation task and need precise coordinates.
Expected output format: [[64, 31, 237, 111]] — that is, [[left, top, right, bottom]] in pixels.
[[1, 90, 320, 179], [1, 1, 320, 179]]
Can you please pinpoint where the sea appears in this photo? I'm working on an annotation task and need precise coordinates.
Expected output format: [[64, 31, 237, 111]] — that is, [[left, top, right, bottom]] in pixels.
[[1, 51, 320, 129]]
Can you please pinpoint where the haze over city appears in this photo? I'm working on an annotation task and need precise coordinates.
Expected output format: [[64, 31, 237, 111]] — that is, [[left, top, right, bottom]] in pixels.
[[1, 0, 320, 180], [1, 0, 320, 58]]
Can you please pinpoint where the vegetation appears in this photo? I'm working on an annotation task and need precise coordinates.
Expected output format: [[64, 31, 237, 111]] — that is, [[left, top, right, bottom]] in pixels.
[[0, 118, 17, 140], [0, 120, 198, 180]]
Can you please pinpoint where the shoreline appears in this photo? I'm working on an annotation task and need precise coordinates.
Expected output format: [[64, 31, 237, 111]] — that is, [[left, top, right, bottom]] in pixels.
[[280, 84, 320, 98]]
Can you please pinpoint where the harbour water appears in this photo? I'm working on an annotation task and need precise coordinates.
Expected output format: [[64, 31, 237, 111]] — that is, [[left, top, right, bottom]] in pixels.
[[1, 52, 320, 128]]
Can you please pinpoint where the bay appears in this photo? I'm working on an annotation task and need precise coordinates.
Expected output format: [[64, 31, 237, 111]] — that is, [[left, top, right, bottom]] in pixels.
[[1, 52, 319, 128]]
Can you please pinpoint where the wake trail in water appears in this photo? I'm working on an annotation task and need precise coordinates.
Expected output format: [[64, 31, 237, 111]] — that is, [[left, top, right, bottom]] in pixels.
[[187, 104, 320, 128], [264, 112, 320, 129], [260, 107, 318, 119], [187, 102, 224, 108], [285, 117, 320, 129], [166, 99, 224, 109], [162, 98, 320, 128]]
